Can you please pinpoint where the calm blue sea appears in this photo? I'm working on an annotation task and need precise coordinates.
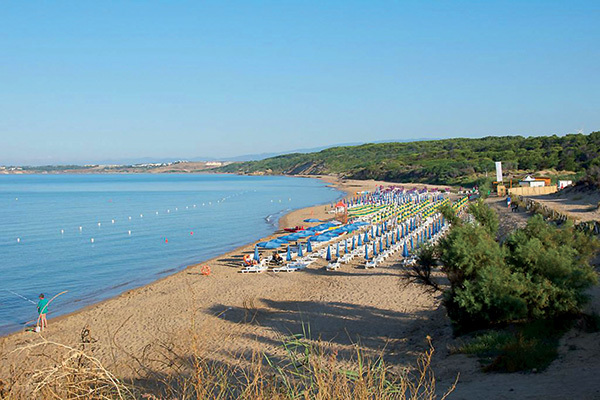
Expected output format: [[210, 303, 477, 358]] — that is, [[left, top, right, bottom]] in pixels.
[[0, 174, 342, 335]]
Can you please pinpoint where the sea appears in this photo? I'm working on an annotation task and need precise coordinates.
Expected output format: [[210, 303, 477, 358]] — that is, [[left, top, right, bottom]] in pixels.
[[0, 174, 343, 335]]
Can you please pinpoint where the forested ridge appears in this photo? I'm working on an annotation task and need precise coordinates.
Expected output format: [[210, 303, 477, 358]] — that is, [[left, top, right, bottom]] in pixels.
[[219, 132, 600, 185]]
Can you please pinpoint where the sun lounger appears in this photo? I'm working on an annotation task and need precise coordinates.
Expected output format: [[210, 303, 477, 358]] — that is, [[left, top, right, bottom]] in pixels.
[[326, 261, 341, 271], [240, 264, 268, 273], [365, 259, 378, 269]]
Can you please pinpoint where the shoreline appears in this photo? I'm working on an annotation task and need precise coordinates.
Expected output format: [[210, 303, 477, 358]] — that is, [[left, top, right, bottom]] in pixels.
[[0, 175, 350, 340]]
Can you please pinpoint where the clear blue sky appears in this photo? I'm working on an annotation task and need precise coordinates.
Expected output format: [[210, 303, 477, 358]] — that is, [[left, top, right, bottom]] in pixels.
[[1, 1, 599, 165]]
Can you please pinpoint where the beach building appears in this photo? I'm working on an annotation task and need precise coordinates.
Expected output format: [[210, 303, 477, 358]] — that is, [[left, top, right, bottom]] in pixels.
[[558, 180, 573, 189], [519, 175, 549, 188]]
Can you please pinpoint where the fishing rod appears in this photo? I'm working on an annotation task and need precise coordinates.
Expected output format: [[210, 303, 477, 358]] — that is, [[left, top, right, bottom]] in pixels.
[[2, 289, 36, 305]]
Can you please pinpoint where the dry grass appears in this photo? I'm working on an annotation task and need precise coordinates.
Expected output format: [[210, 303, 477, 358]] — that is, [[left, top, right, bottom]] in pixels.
[[0, 324, 456, 400]]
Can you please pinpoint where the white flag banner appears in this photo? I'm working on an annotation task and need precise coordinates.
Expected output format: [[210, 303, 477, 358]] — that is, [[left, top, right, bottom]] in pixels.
[[495, 162, 503, 182]]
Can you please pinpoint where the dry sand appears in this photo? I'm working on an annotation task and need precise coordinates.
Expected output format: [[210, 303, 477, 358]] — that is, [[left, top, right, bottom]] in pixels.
[[1, 177, 599, 399]]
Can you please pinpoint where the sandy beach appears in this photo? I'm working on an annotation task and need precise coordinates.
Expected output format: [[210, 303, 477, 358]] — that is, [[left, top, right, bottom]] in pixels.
[[1, 176, 599, 399]]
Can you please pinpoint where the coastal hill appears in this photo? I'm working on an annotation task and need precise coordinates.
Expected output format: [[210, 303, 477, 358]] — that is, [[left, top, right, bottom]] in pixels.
[[218, 132, 600, 185]]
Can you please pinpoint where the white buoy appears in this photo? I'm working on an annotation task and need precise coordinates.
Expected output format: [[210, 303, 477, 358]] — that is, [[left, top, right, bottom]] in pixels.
[[279, 199, 281, 203], [15, 197, 18, 201], [271, 200, 273, 203], [140, 214, 143, 218], [128, 216, 132, 220], [60, 229, 64, 234], [98, 222, 101, 227], [209, 202, 212, 205], [16, 237, 20, 243], [167, 209, 170, 213], [186, 206, 188, 209], [289, 198, 291, 201], [156, 211, 159, 215], [193, 204, 196, 208], [79, 226, 83, 231], [91, 238, 95, 243], [175, 207, 178, 211], [128, 230, 131, 235], [112, 219, 115, 224], [202, 203, 205, 206]]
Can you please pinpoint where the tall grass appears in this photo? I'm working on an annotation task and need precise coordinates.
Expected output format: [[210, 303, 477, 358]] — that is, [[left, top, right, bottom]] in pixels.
[[1, 326, 456, 400]]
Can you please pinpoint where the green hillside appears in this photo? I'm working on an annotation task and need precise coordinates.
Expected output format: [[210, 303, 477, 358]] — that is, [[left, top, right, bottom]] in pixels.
[[219, 132, 600, 185]]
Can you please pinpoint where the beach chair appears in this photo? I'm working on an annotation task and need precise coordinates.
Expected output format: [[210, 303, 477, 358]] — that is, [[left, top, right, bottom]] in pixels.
[[326, 261, 341, 271], [365, 259, 378, 269], [240, 264, 267, 273]]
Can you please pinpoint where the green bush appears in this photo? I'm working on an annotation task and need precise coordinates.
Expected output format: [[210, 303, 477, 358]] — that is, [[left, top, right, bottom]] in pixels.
[[469, 199, 499, 235], [439, 209, 598, 332]]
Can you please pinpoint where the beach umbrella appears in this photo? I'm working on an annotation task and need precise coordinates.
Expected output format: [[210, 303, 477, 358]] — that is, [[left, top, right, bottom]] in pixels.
[[298, 243, 303, 257], [372, 241, 377, 256], [391, 232, 396, 245], [257, 240, 283, 249], [379, 239, 383, 253], [403, 242, 409, 257], [304, 218, 321, 223], [352, 235, 356, 250], [358, 234, 363, 246], [286, 246, 292, 261], [254, 245, 260, 261], [376, 225, 380, 237], [410, 236, 414, 251], [364, 231, 369, 243], [386, 235, 389, 248], [307, 240, 313, 252], [344, 239, 348, 254], [336, 242, 340, 258], [326, 245, 332, 261], [365, 244, 369, 260]]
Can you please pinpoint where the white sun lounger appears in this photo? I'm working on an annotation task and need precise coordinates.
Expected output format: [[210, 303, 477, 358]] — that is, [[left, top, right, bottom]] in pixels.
[[326, 261, 341, 271], [365, 259, 378, 269], [240, 264, 268, 273]]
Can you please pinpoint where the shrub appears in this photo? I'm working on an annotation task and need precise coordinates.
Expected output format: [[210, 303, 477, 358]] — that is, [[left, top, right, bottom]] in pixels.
[[439, 208, 598, 332], [468, 199, 499, 235]]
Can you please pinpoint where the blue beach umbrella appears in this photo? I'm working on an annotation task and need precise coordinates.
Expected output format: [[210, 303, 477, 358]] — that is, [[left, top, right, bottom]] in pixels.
[[364, 231, 369, 243], [307, 240, 313, 252], [286, 246, 292, 261], [365, 244, 369, 260], [326, 245, 332, 261], [391, 232, 396, 245], [298, 243, 303, 257], [257, 240, 283, 249], [344, 239, 348, 253], [336, 242, 340, 258], [372, 241, 377, 256], [358, 234, 363, 246], [411, 236, 414, 251], [254, 245, 260, 261], [352, 235, 356, 250], [378, 239, 383, 253], [403, 242, 409, 257]]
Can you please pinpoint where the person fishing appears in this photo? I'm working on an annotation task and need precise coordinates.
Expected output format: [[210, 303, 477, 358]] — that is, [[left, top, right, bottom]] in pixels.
[[37, 293, 49, 332]]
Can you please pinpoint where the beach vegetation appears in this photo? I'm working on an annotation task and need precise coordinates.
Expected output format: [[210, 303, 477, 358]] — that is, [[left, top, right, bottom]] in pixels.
[[2, 328, 456, 400], [434, 201, 599, 371], [219, 132, 600, 187]]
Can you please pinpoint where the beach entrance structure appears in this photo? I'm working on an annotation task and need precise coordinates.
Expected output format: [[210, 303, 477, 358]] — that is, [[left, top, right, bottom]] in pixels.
[[334, 201, 348, 224]]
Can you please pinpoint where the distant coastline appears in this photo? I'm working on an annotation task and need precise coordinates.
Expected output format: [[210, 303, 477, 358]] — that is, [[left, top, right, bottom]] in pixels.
[[0, 161, 228, 175]]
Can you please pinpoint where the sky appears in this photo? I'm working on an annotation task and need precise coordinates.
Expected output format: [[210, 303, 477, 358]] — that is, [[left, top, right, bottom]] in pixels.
[[1, 1, 599, 165]]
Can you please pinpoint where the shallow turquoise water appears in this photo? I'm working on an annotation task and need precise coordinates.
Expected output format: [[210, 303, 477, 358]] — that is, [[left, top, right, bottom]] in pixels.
[[0, 174, 342, 335]]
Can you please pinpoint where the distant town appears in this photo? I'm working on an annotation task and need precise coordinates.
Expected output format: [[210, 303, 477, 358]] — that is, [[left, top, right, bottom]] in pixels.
[[0, 160, 230, 174]]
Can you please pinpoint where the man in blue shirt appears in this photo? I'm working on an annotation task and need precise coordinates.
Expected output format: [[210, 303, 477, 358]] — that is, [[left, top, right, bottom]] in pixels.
[[37, 293, 49, 332]]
